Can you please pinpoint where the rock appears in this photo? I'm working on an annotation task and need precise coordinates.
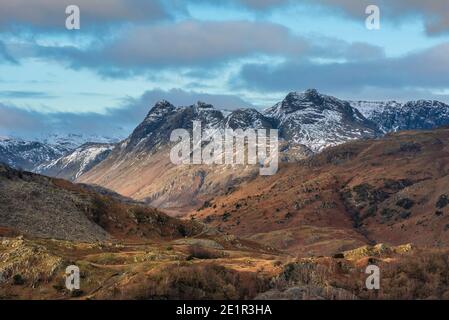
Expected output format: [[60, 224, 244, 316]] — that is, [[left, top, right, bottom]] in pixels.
[[396, 198, 415, 210], [436, 195, 449, 209]]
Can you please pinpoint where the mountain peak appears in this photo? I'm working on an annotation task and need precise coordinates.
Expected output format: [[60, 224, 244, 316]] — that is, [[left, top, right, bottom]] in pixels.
[[144, 100, 176, 121], [194, 101, 215, 110], [282, 89, 328, 106], [304, 88, 320, 97], [154, 99, 175, 110]]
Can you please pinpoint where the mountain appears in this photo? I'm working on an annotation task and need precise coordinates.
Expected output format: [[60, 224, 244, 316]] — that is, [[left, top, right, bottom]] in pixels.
[[80, 89, 449, 212], [192, 127, 449, 255], [225, 108, 276, 130], [34, 133, 123, 151], [0, 133, 121, 172], [5, 90, 449, 177], [351, 99, 449, 133], [0, 137, 68, 170], [34, 142, 115, 181], [264, 89, 381, 152], [122, 100, 225, 157], [78, 100, 311, 212]]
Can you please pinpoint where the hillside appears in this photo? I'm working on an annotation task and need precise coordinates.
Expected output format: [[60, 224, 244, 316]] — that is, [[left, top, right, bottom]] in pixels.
[[191, 128, 449, 255], [0, 164, 205, 242]]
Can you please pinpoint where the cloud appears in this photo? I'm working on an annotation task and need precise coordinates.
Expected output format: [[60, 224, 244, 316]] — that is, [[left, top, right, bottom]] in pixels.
[[124, 88, 254, 110], [0, 91, 56, 99], [35, 20, 308, 75], [309, 0, 449, 36], [0, 41, 18, 64], [33, 19, 387, 79], [0, 89, 254, 138], [233, 42, 449, 94], [0, 0, 169, 32], [194, 0, 449, 35], [238, 0, 290, 10], [192, 0, 291, 10]]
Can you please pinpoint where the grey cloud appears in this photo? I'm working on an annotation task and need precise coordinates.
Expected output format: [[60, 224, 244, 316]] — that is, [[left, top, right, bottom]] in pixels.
[[34, 20, 384, 77], [37, 20, 308, 74], [0, 102, 123, 138], [190, 0, 291, 11], [310, 39, 385, 61], [311, 0, 449, 36], [194, 0, 449, 35], [0, 103, 46, 135], [234, 42, 449, 96], [238, 0, 290, 9], [0, 0, 169, 32], [124, 88, 254, 110], [105, 21, 307, 65]]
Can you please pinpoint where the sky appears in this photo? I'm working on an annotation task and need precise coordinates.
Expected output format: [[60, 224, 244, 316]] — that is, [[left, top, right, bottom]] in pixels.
[[1, 0, 449, 138]]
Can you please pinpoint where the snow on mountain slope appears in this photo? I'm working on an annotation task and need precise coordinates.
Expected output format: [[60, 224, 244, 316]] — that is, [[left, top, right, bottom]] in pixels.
[[0, 138, 67, 170], [35, 143, 115, 181], [351, 100, 449, 133], [4, 90, 449, 185], [35, 133, 122, 151], [349, 101, 402, 119], [224, 108, 276, 130], [264, 89, 380, 152]]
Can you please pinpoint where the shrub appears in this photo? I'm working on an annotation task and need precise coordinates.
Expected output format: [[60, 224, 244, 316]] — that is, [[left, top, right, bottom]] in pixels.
[[13, 274, 25, 285], [116, 263, 269, 300], [186, 245, 223, 260]]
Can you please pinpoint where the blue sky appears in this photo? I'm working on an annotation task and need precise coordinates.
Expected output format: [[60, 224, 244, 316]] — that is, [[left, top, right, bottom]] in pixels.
[[1, 0, 449, 138]]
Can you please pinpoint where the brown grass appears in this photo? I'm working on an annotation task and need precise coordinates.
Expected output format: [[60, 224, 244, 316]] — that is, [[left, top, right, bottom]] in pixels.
[[112, 263, 270, 300]]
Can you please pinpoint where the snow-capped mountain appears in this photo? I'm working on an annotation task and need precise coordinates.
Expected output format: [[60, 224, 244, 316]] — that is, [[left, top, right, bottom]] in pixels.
[[3, 89, 449, 179], [77, 100, 297, 208], [224, 108, 276, 130], [35, 133, 122, 151], [264, 89, 380, 152], [351, 100, 449, 133], [34, 142, 115, 181], [349, 100, 402, 120], [120, 100, 220, 157], [0, 133, 121, 173], [122, 92, 377, 157], [0, 137, 68, 170], [78, 90, 449, 209]]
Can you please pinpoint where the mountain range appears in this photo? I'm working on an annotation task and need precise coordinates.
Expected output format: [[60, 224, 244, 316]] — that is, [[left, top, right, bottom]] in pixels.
[[2, 89, 449, 212], [78, 89, 449, 211]]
